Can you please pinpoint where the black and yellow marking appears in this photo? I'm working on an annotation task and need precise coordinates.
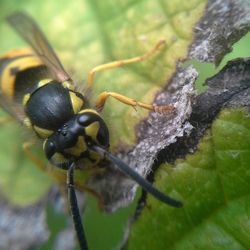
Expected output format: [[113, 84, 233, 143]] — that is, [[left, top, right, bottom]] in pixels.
[[23, 117, 32, 128], [50, 152, 68, 166], [33, 125, 53, 139], [37, 78, 52, 88], [62, 81, 75, 91], [24, 81, 87, 131], [85, 121, 100, 142], [65, 136, 87, 157], [1, 55, 44, 99], [79, 108, 99, 115], [22, 93, 31, 106], [69, 91, 84, 114]]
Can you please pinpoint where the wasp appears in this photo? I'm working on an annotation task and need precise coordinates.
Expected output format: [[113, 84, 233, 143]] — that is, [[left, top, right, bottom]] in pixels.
[[0, 12, 182, 250]]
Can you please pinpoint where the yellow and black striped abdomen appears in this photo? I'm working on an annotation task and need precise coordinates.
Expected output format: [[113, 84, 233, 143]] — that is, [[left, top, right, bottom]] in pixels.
[[0, 48, 50, 104]]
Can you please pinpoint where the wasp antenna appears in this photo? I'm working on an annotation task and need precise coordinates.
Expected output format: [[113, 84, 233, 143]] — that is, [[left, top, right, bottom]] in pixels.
[[92, 146, 183, 208], [67, 163, 89, 250]]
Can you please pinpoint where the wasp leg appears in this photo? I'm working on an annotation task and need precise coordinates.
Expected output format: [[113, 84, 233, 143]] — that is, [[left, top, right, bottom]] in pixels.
[[86, 40, 166, 89], [22, 141, 47, 172], [95, 91, 175, 113]]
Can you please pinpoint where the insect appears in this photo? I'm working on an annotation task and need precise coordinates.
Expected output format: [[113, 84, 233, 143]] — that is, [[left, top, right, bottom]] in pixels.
[[0, 12, 182, 250]]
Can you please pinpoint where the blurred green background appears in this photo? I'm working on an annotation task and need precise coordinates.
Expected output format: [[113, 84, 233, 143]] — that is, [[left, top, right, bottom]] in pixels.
[[0, 1, 250, 250]]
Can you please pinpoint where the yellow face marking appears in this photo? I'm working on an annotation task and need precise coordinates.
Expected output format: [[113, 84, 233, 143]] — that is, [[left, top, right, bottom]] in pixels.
[[33, 125, 54, 139], [23, 117, 32, 128], [22, 93, 31, 106], [62, 81, 75, 91], [89, 151, 101, 163], [69, 92, 84, 114], [79, 109, 99, 116], [37, 79, 52, 88], [78, 153, 101, 168], [1, 56, 43, 99], [51, 152, 67, 165], [43, 139, 48, 151], [65, 136, 87, 157], [85, 121, 100, 141]]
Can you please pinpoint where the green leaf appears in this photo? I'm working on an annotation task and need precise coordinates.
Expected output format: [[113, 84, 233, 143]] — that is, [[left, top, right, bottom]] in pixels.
[[127, 108, 250, 249], [0, 119, 51, 205]]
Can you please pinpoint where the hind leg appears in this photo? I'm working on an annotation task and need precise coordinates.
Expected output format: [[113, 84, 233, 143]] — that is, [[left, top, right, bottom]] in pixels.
[[86, 40, 166, 90]]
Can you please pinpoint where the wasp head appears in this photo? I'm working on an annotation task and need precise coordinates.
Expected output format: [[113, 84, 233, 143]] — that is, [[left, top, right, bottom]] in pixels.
[[43, 110, 109, 169]]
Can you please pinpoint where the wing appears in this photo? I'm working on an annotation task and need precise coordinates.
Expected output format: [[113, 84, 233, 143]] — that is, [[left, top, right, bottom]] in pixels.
[[0, 93, 25, 123], [6, 12, 72, 83]]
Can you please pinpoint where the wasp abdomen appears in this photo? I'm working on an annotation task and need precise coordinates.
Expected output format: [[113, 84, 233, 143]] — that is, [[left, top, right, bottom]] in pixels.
[[0, 50, 49, 102]]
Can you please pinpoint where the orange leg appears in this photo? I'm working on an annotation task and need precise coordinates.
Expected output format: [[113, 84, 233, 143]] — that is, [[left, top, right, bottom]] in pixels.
[[86, 40, 166, 90], [95, 91, 175, 113]]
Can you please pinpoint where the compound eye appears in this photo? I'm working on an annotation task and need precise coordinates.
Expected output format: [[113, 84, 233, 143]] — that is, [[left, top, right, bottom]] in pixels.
[[44, 140, 56, 160]]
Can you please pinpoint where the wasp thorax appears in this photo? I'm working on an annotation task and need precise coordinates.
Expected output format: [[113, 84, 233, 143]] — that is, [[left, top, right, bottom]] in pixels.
[[43, 110, 109, 169]]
